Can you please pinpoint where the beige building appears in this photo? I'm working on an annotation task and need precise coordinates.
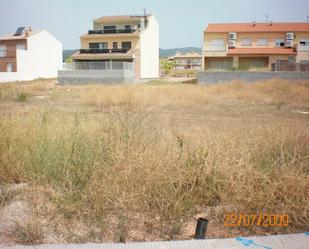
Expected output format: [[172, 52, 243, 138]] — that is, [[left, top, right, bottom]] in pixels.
[[202, 22, 309, 70], [71, 14, 159, 80], [173, 52, 202, 70]]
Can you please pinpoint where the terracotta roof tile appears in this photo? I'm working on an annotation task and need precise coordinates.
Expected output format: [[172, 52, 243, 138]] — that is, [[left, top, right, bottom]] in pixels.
[[227, 48, 296, 55], [205, 23, 309, 33]]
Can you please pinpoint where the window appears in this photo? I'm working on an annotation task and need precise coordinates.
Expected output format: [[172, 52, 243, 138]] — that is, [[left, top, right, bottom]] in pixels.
[[275, 39, 285, 47], [89, 42, 108, 49], [104, 25, 116, 33], [125, 25, 131, 30], [241, 38, 252, 46], [16, 44, 26, 50], [89, 43, 100, 49], [113, 42, 118, 49], [257, 38, 268, 46], [300, 40, 309, 46], [7, 63, 13, 72], [0, 45, 6, 57], [121, 42, 131, 49]]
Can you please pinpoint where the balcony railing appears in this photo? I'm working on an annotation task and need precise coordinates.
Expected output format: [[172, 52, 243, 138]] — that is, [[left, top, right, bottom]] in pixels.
[[64, 61, 134, 71], [0, 49, 17, 58], [88, 28, 136, 35], [80, 48, 130, 54], [298, 45, 309, 52], [204, 45, 227, 52]]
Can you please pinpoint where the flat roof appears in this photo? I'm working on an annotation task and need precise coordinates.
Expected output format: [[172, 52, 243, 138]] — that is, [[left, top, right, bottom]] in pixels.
[[205, 23, 309, 33], [93, 14, 151, 24]]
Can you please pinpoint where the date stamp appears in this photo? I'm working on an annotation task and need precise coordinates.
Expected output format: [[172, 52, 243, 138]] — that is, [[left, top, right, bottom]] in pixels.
[[224, 213, 289, 227]]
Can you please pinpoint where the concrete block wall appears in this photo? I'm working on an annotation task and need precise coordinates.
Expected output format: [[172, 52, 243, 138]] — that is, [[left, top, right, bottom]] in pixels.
[[197, 71, 309, 84], [58, 70, 135, 84]]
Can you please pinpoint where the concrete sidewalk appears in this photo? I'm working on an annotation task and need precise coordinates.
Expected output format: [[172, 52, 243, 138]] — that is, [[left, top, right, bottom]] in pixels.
[[2, 232, 309, 249]]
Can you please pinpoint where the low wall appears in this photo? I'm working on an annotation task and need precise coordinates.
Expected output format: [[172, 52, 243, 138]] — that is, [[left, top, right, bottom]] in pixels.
[[197, 71, 309, 84], [58, 70, 135, 84]]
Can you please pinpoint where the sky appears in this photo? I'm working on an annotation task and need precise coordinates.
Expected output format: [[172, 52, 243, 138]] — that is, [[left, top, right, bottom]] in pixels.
[[0, 0, 308, 49]]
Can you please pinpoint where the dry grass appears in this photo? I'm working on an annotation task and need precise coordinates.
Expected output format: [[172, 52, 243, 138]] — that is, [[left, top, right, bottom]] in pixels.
[[0, 79, 309, 243]]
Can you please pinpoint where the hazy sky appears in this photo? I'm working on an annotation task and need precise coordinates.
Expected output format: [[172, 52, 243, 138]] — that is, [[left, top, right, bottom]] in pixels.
[[0, 0, 308, 49]]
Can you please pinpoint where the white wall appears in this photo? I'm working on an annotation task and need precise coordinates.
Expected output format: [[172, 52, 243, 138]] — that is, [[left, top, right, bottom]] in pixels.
[[139, 15, 159, 79], [0, 30, 62, 82]]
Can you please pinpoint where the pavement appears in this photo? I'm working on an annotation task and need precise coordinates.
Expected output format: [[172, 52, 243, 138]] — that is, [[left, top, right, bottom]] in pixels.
[[1, 232, 309, 249]]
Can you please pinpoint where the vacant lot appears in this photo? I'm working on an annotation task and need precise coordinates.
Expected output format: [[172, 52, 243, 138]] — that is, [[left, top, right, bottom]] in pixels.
[[0, 79, 309, 245]]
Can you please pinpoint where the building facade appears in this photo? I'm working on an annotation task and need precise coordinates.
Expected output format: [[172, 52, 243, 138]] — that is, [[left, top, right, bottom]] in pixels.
[[0, 27, 62, 82], [173, 52, 202, 70], [71, 14, 159, 81], [202, 22, 309, 71]]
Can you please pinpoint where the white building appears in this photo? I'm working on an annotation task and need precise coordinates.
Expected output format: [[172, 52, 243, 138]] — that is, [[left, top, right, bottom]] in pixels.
[[0, 27, 62, 82], [65, 14, 159, 83]]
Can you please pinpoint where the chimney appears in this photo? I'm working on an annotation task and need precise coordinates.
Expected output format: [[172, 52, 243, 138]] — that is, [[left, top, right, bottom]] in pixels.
[[252, 21, 256, 26], [268, 20, 273, 26], [25, 27, 32, 37]]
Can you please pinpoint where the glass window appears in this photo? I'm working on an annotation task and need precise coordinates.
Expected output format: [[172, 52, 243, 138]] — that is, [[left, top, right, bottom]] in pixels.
[[89, 43, 100, 49], [241, 38, 252, 46], [257, 38, 268, 46], [300, 40, 309, 46], [16, 44, 26, 50], [121, 42, 131, 49], [275, 39, 285, 47], [0, 45, 6, 57], [113, 42, 118, 49]]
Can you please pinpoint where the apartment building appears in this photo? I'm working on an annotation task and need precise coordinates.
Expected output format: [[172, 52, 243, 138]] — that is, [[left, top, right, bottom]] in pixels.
[[0, 27, 62, 82], [202, 22, 309, 71], [173, 52, 202, 70], [70, 14, 159, 81]]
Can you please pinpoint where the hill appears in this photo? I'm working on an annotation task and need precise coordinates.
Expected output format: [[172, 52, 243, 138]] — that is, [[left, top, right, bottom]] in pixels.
[[159, 47, 201, 57], [63, 47, 201, 61]]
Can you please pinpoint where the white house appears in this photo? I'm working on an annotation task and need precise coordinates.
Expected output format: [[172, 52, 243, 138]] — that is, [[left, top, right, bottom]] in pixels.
[[63, 14, 159, 83], [0, 27, 62, 82]]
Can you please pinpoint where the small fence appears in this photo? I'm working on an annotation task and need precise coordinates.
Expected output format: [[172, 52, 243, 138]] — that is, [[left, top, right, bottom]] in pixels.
[[271, 60, 309, 72], [64, 61, 134, 71]]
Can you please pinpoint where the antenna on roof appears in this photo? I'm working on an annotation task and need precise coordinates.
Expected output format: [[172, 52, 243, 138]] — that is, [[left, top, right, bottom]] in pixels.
[[265, 14, 269, 23], [143, 8, 146, 16], [307, 15, 309, 23]]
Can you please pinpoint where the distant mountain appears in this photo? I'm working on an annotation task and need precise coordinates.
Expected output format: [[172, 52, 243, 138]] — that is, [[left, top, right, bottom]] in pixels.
[[160, 47, 201, 58], [63, 49, 78, 61], [63, 47, 201, 61]]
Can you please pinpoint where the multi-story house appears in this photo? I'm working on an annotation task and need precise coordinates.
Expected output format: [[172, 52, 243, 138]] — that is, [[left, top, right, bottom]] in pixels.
[[0, 27, 62, 82], [70, 14, 159, 81], [173, 52, 202, 70], [202, 22, 309, 71]]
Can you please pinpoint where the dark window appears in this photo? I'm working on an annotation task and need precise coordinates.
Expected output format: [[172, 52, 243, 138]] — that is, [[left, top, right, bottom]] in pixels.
[[113, 42, 118, 49], [122, 42, 131, 49], [125, 25, 131, 30], [89, 43, 100, 49]]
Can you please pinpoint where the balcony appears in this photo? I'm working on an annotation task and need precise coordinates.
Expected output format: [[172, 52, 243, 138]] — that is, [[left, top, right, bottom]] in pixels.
[[298, 45, 309, 52], [0, 49, 17, 58], [88, 28, 136, 35], [203, 45, 227, 52], [80, 48, 130, 54]]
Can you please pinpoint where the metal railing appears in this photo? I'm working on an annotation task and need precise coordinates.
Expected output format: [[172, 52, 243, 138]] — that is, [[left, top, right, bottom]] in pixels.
[[88, 28, 137, 35], [64, 61, 134, 71], [80, 48, 130, 54]]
